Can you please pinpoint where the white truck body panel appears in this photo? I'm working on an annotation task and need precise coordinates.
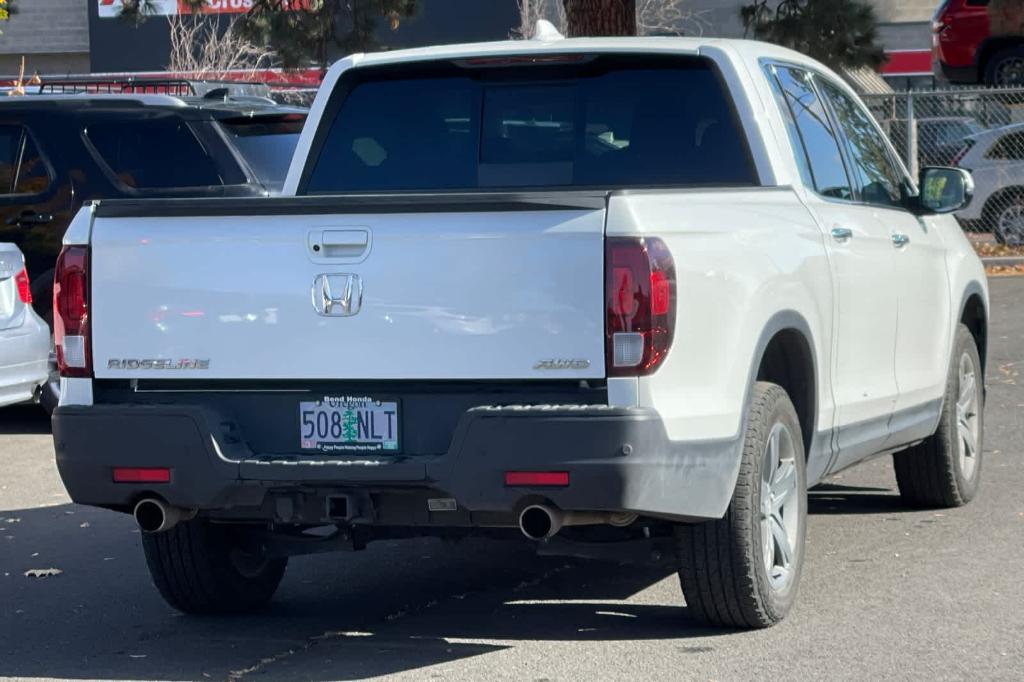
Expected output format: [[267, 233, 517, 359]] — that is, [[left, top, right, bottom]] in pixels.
[[90, 209, 606, 381]]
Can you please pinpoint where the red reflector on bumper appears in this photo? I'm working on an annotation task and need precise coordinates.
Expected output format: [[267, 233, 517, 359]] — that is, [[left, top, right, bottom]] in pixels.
[[112, 467, 170, 483], [504, 471, 569, 487]]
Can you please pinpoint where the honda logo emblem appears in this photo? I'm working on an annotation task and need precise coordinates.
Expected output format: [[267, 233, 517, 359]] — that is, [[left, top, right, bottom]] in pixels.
[[312, 274, 363, 317]]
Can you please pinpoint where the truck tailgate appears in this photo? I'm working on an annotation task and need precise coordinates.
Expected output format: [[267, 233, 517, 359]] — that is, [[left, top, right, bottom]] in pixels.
[[89, 198, 606, 381]]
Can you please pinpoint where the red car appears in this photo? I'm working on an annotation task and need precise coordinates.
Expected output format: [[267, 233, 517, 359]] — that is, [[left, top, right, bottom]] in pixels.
[[933, 0, 1024, 86]]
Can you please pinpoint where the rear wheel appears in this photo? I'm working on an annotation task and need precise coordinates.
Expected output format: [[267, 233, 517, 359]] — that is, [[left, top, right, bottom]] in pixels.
[[893, 324, 983, 508], [141, 518, 287, 614], [992, 195, 1024, 246], [984, 45, 1024, 87], [674, 382, 807, 628]]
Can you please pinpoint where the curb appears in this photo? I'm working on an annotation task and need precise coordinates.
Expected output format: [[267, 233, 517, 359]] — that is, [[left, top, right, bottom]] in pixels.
[[982, 256, 1024, 266]]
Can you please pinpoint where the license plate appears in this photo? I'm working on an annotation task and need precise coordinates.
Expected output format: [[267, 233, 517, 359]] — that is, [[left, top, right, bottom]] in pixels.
[[299, 396, 399, 453]]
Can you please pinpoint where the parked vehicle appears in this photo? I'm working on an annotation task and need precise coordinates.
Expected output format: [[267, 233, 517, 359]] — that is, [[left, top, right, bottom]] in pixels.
[[0, 243, 48, 408], [0, 93, 306, 324], [933, 0, 1024, 86], [889, 116, 984, 167], [954, 121, 1024, 242], [52, 35, 988, 628]]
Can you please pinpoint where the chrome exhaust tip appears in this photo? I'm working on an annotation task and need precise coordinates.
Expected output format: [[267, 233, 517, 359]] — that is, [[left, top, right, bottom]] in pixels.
[[519, 504, 562, 540], [133, 498, 192, 533], [519, 505, 640, 540]]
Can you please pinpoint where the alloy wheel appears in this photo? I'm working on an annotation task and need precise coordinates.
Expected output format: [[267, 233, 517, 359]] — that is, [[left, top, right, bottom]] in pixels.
[[956, 352, 981, 481], [760, 422, 800, 592], [996, 203, 1024, 246], [995, 58, 1024, 86]]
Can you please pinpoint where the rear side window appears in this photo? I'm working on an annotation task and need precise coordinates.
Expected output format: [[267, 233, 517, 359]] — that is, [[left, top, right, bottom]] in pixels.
[[817, 79, 907, 208], [85, 117, 246, 190], [0, 126, 50, 196], [221, 115, 305, 191], [985, 131, 1024, 160], [305, 57, 756, 193], [766, 65, 852, 200]]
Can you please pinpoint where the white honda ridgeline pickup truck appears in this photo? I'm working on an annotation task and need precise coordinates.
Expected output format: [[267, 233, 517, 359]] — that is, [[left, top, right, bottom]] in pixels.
[[51, 35, 987, 628]]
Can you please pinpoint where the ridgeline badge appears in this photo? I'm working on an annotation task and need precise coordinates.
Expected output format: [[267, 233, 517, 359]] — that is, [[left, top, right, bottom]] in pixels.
[[533, 359, 591, 370], [107, 359, 210, 370]]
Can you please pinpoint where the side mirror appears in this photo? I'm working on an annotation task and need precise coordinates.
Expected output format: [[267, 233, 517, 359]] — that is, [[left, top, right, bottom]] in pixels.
[[917, 166, 974, 214]]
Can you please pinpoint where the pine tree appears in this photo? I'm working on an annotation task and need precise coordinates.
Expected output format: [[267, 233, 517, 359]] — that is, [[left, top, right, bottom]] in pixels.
[[239, 0, 418, 68], [740, 0, 885, 71], [341, 409, 358, 442]]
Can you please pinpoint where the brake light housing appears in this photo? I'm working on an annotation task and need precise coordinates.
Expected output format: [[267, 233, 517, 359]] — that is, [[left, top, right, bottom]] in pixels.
[[14, 267, 31, 304], [951, 138, 975, 167], [605, 237, 676, 377], [53, 245, 91, 378]]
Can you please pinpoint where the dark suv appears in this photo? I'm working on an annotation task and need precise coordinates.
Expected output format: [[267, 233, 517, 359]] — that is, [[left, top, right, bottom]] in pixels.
[[0, 93, 306, 321]]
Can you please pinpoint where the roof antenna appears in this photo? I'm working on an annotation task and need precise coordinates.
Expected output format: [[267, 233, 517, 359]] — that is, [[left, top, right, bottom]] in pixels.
[[533, 19, 564, 41]]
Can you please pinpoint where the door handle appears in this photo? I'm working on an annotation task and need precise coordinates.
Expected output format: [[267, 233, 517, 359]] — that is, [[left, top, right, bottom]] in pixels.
[[310, 229, 371, 260], [830, 226, 853, 242], [5, 211, 53, 228], [891, 233, 910, 248]]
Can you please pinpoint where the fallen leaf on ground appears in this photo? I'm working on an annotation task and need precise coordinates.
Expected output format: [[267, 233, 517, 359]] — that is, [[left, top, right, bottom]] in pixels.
[[24, 568, 62, 578], [985, 264, 1024, 277]]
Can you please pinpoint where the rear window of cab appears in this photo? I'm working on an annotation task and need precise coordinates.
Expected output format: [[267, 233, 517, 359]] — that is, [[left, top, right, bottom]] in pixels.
[[303, 55, 757, 193]]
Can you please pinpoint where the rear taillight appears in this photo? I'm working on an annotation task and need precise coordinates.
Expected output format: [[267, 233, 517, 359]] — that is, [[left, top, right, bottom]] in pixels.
[[14, 267, 31, 304], [53, 245, 91, 378], [605, 237, 676, 377]]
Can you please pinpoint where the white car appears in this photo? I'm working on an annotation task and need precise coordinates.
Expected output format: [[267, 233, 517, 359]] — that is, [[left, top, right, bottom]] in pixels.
[[51, 33, 987, 628], [955, 121, 1024, 244], [0, 244, 50, 408]]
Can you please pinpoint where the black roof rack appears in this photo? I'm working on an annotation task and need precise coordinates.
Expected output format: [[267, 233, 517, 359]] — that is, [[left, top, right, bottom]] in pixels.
[[36, 77, 272, 99]]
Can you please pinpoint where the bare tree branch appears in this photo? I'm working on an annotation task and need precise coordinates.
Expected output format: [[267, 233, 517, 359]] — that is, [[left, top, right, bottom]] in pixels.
[[636, 0, 709, 36], [167, 14, 277, 78]]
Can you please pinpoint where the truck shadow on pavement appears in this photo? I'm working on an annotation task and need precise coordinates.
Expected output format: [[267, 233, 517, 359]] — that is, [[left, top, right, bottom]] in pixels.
[[0, 404, 50, 435], [808, 482, 907, 515], [0, 503, 725, 681]]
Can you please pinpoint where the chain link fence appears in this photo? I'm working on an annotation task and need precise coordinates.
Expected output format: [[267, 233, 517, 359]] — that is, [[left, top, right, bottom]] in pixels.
[[270, 87, 319, 107], [864, 88, 1024, 245]]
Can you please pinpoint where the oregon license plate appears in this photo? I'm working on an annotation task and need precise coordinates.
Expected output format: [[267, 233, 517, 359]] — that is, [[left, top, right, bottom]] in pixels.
[[299, 396, 399, 453]]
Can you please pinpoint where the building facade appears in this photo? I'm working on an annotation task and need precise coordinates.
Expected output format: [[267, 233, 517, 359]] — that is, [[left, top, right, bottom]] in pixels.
[[688, 0, 938, 85], [0, 0, 90, 75]]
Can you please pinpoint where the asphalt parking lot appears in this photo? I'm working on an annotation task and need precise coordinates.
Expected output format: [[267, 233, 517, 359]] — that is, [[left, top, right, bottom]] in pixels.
[[1, 277, 1022, 682]]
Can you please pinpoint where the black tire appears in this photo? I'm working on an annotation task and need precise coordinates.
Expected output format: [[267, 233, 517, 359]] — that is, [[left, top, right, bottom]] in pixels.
[[893, 325, 984, 508], [29, 268, 54, 329], [984, 45, 1024, 87], [674, 382, 807, 628], [141, 518, 287, 614], [983, 190, 1024, 246], [38, 376, 59, 416]]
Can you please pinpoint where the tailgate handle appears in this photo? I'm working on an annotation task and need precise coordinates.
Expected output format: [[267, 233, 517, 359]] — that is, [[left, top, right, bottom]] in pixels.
[[316, 230, 370, 259]]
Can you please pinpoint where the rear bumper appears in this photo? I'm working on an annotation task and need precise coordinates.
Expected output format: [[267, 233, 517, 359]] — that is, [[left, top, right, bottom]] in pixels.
[[0, 310, 50, 406], [938, 60, 978, 84], [52, 403, 741, 524]]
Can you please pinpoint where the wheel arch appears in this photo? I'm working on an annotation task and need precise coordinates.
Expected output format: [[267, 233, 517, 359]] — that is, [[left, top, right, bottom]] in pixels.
[[978, 37, 1024, 82], [750, 311, 819, 461], [980, 185, 1024, 228], [958, 283, 988, 375]]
